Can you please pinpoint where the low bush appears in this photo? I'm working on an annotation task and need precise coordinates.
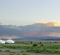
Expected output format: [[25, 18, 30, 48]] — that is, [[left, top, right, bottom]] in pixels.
[[33, 44, 38, 47]]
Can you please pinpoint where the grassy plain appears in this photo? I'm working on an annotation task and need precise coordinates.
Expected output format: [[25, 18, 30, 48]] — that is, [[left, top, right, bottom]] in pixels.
[[0, 41, 60, 55]]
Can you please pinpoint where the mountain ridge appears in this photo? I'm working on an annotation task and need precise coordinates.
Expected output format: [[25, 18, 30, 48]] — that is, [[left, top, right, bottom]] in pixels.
[[0, 22, 60, 40]]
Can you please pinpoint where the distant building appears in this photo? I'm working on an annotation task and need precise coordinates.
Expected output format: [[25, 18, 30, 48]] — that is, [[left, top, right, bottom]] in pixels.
[[5, 39, 14, 43], [0, 40, 5, 44]]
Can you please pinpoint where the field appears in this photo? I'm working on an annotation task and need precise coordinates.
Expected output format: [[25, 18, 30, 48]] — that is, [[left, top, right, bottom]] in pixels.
[[0, 41, 60, 55]]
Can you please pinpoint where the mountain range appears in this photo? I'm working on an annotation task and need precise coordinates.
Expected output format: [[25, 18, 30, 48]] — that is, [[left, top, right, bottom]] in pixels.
[[0, 22, 60, 40]]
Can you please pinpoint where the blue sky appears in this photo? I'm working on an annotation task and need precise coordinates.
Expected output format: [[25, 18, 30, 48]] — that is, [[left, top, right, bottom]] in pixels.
[[0, 0, 60, 26]]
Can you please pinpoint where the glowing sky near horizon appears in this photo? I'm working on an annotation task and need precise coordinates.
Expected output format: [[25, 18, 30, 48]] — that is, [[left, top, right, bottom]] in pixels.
[[0, 0, 60, 26]]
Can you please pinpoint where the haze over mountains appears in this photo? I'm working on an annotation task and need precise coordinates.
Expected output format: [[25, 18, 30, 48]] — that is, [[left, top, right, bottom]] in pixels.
[[0, 22, 60, 40]]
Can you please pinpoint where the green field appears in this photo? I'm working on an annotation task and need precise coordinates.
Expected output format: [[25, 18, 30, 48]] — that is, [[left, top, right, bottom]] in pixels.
[[0, 41, 60, 55]]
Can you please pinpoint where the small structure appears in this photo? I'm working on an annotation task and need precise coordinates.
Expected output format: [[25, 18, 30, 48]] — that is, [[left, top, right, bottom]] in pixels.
[[0, 40, 5, 44], [5, 39, 14, 43]]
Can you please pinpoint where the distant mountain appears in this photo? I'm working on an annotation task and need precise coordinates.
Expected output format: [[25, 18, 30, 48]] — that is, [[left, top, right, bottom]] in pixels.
[[0, 22, 60, 40], [17, 36, 60, 41]]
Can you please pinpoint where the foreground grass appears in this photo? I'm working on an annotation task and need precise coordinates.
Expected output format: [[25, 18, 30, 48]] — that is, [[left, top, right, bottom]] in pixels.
[[0, 41, 60, 54]]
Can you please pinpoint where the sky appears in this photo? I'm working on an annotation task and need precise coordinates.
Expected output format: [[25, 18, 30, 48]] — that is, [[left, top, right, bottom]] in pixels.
[[0, 0, 60, 26]]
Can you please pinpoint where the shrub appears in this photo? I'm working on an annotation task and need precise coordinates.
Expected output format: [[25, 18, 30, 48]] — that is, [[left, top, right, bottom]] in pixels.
[[10, 53, 14, 55], [33, 44, 38, 47], [0, 50, 2, 52], [40, 43, 43, 46]]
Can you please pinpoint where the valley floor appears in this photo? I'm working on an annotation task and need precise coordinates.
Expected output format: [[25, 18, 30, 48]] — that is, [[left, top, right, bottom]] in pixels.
[[0, 41, 60, 55]]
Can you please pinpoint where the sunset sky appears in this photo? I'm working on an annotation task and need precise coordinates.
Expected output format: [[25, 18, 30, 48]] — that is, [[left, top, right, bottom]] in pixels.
[[0, 0, 60, 26]]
